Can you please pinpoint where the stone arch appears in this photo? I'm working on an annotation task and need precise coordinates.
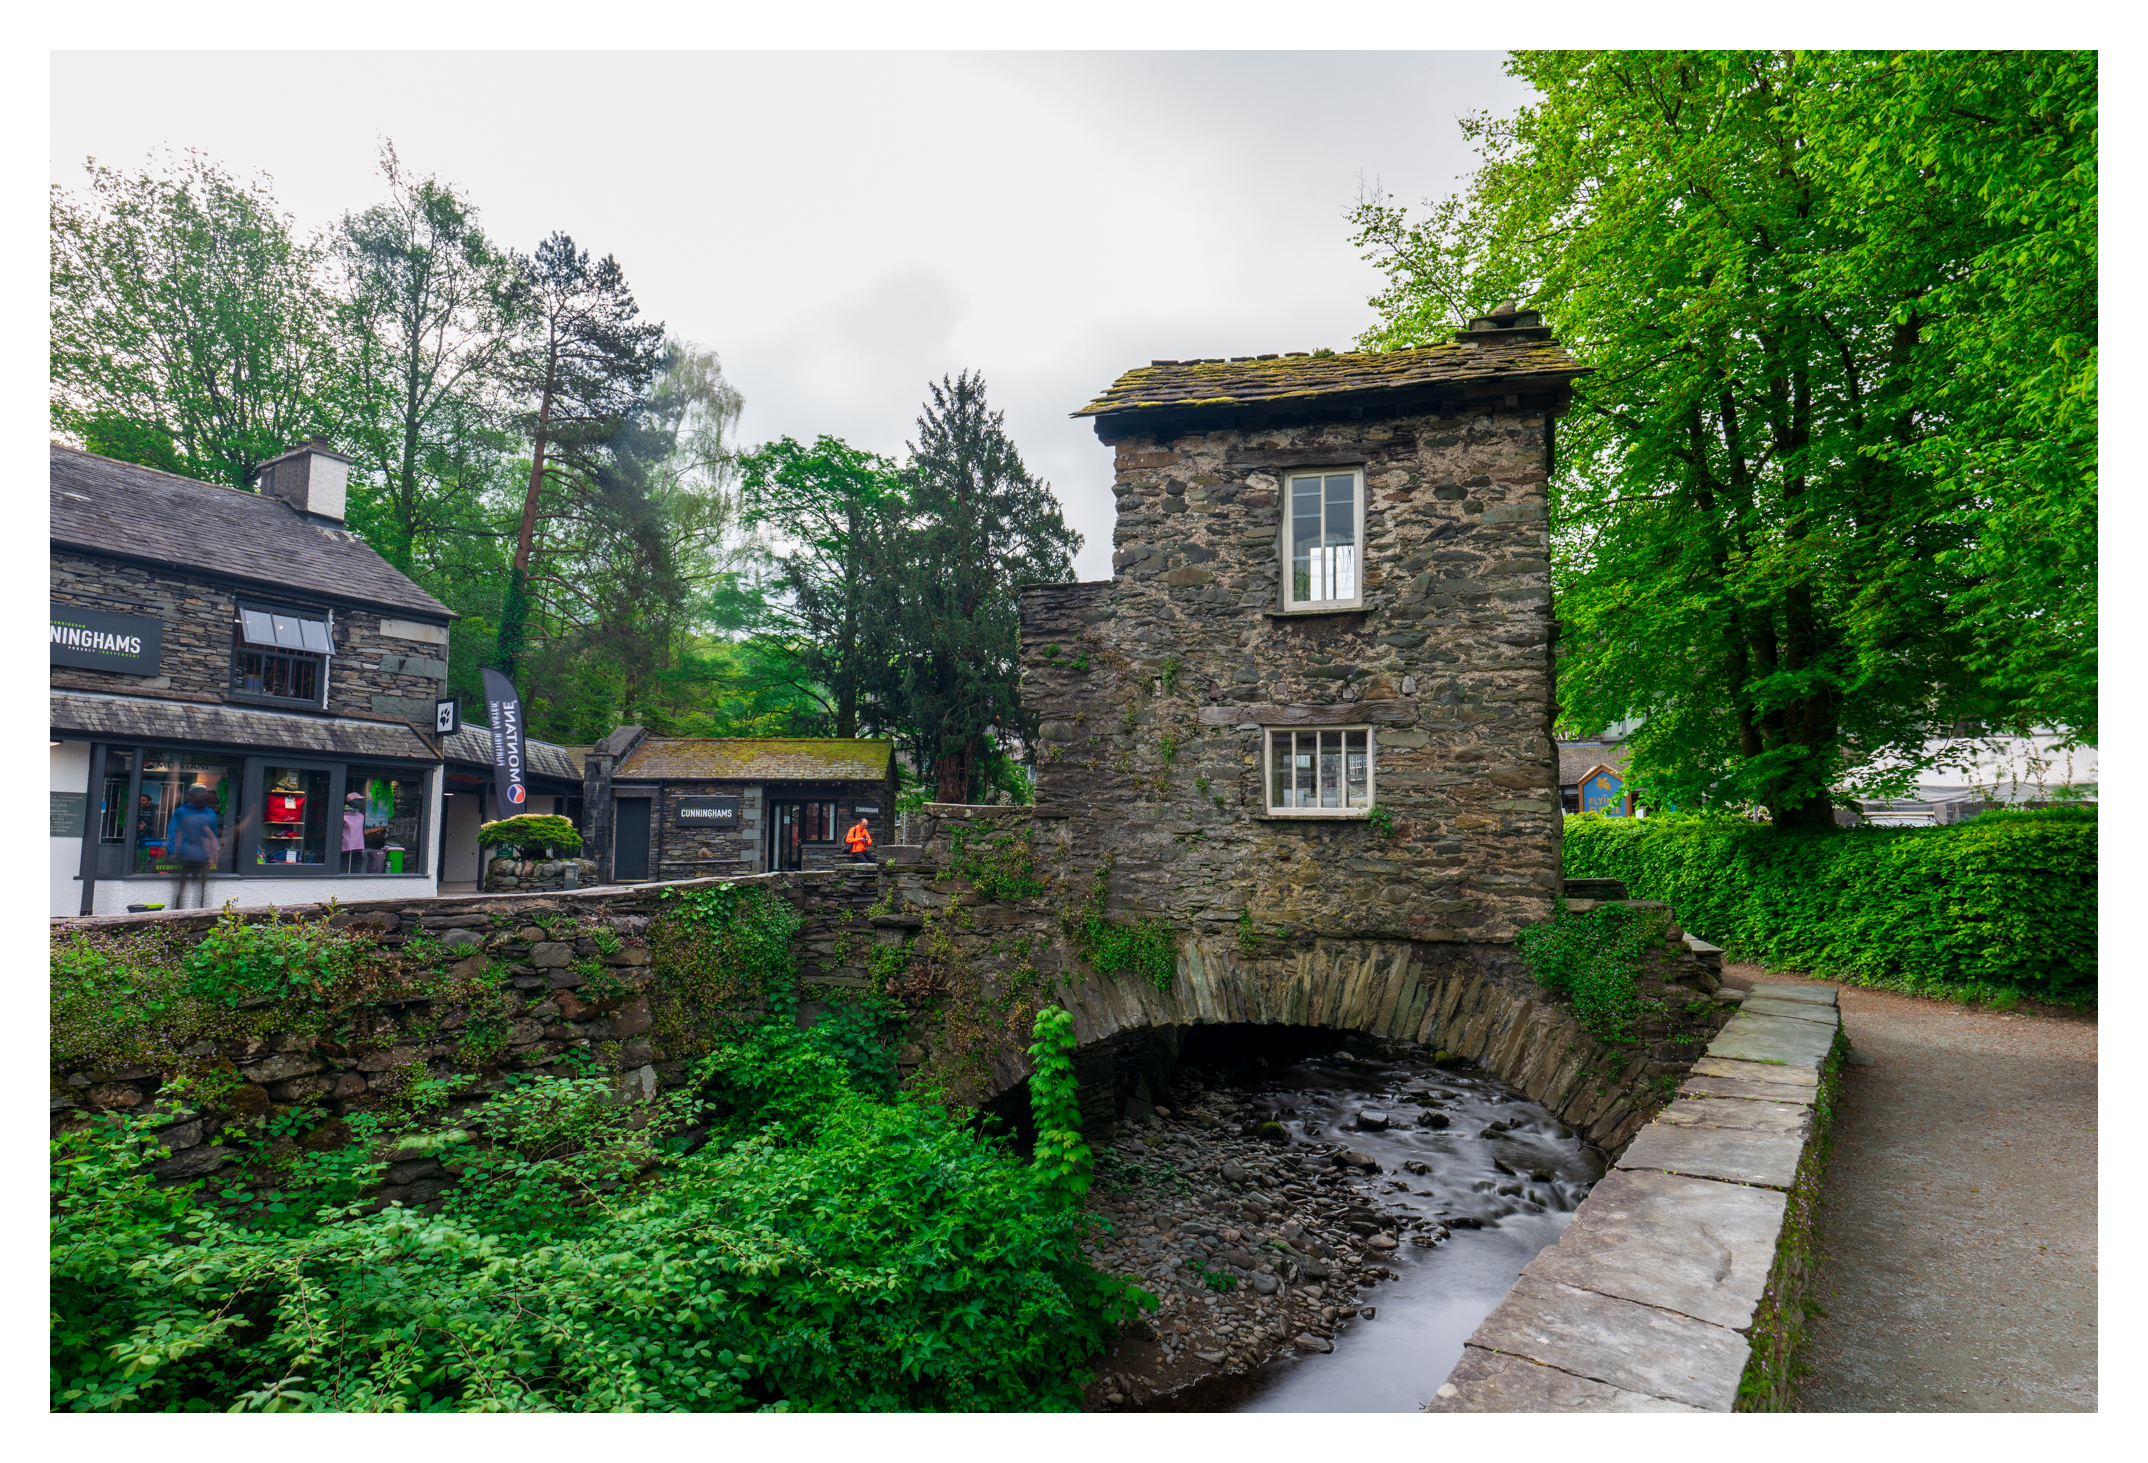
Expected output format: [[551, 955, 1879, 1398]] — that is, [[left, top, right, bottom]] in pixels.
[[981, 934, 1693, 1153]]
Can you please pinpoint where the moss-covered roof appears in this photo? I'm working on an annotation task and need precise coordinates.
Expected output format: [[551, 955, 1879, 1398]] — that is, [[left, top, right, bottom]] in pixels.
[[1072, 333, 1588, 420], [614, 737, 894, 783]]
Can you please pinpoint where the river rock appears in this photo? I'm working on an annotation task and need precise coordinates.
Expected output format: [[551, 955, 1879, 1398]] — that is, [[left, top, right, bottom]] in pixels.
[[1418, 1112, 1449, 1129], [1294, 1334, 1335, 1353], [1251, 1273, 1279, 1295], [1337, 1149, 1381, 1171], [1356, 1109, 1390, 1131], [1367, 1233, 1398, 1251], [1403, 1160, 1431, 1175]]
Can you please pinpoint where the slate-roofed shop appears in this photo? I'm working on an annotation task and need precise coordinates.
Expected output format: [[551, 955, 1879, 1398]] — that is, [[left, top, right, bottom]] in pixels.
[[582, 728, 897, 882], [50, 441, 455, 915]]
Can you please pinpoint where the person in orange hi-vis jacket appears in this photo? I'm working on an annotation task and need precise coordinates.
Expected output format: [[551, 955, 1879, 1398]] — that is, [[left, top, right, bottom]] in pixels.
[[845, 816, 874, 863]]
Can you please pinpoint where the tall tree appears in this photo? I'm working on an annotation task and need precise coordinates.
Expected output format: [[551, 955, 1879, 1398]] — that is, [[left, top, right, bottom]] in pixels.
[[510, 341, 754, 742], [737, 435, 906, 738], [50, 150, 340, 487], [881, 372, 1080, 802], [334, 141, 519, 573], [1350, 50, 2096, 828], [492, 232, 666, 678]]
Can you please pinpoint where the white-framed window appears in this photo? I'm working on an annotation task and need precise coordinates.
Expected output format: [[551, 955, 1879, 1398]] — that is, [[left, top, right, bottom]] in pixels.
[[1265, 727, 1375, 814], [1281, 467, 1364, 610]]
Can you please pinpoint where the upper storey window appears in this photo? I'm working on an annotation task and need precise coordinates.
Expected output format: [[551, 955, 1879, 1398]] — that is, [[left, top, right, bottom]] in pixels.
[[1284, 468, 1362, 610], [232, 602, 331, 708]]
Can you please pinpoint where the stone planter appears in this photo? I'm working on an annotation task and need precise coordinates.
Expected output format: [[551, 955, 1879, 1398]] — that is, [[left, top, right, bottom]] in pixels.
[[483, 856, 598, 893]]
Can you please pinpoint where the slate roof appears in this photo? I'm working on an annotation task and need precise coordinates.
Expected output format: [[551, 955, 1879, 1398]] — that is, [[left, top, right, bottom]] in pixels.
[[1073, 335, 1589, 420], [613, 738, 894, 783], [50, 444, 452, 620], [1559, 742, 1632, 786], [52, 690, 438, 761], [443, 726, 586, 783]]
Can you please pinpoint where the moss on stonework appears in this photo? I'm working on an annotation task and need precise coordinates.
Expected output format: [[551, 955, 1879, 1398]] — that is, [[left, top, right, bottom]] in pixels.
[[1735, 1025, 1849, 1412]]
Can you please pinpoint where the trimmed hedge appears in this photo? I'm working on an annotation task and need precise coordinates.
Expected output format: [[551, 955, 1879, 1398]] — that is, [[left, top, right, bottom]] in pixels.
[[1561, 808, 2096, 1003]]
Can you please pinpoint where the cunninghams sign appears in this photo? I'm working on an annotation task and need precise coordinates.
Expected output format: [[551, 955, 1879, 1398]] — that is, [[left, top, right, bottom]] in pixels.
[[50, 603, 163, 675]]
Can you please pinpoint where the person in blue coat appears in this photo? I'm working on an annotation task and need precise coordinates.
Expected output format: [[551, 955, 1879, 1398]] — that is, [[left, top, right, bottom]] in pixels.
[[167, 783, 222, 909]]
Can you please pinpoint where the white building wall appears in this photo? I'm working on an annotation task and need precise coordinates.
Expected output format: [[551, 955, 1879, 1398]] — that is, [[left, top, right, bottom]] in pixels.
[[51, 740, 90, 917]]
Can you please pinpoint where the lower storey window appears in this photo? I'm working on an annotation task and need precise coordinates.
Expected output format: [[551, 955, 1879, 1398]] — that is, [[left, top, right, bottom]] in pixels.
[[90, 744, 429, 878], [136, 749, 241, 874], [1267, 728, 1373, 812]]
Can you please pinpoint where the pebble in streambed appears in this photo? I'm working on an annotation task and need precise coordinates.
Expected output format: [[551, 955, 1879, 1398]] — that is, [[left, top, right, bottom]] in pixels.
[[1078, 1032, 1604, 1412]]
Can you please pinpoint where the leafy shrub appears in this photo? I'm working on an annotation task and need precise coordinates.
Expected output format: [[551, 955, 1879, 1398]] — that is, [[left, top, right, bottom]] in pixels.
[[1562, 808, 2097, 1002], [1513, 900, 1659, 1042], [51, 994, 1150, 1411], [182, 906, 373, 1009], [476, 813, 583, 854]]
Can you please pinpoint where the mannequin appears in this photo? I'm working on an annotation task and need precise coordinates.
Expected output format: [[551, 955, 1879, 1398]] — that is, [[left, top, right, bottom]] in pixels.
[[343, 792, 368, 872]]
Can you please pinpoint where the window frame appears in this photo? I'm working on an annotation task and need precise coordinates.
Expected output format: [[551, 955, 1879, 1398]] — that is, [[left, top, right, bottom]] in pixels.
[[229, 598, 332, 710], [1261, 725, 1378, 817], [1276, 466, 1367, 612]]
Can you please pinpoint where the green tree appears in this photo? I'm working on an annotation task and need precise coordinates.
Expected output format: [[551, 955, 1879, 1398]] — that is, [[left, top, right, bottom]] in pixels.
[[333, 140, 520, 573], [737, 435, 907, 738], [881, 372, 1080, 802], [50, 150, 341, 487], [492, 232, 667, 679], [512, 342, 755, 743], [1351, 50, 2096, 828]]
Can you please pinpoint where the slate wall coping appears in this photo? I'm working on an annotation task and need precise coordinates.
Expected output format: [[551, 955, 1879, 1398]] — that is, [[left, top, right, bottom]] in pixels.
[[1428, 982, 1845, 1413]]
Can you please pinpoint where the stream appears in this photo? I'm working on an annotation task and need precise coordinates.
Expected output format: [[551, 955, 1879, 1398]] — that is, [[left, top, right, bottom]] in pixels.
[[1086, 1027, 1605, 1412]]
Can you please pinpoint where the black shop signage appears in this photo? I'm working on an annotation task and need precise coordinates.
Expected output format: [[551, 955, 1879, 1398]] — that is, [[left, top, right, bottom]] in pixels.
[[51, 603, 163, 675], [676, 796, 741, 827]]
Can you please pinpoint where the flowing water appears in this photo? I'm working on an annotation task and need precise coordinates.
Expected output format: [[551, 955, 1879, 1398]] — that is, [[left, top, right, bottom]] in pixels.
[[1153, 1034, 1605, 1412]]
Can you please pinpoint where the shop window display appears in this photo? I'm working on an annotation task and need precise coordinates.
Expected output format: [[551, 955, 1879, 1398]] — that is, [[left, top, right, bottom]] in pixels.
[[258, 765, 331, 867], [340, 766, 422, 873], [134, 749, 240, 875]]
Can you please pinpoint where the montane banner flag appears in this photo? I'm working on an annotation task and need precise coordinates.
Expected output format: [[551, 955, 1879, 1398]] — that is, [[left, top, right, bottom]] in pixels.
[[480, 668, 529, 815]]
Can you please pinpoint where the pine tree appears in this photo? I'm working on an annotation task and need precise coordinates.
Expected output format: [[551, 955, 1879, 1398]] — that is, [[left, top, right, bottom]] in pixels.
[[492, 232, 666, 678], [880, 372, 1080, 802]]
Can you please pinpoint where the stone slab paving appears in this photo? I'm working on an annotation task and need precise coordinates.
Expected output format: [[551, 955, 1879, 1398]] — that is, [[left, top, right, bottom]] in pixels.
[[1520, 1168, 1785, 1329], [1428, 982, 1841, 1412], [1432, 1347, 1703, 1413]]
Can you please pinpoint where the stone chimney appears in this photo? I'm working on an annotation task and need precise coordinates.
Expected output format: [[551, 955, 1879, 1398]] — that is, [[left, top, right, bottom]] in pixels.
[[1455, 300, 1553, 344], [253, 438, 352, 523]]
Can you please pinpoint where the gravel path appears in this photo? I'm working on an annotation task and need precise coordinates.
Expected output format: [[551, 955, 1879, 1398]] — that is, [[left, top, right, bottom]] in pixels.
[[1720, 963, 2097, 1412]]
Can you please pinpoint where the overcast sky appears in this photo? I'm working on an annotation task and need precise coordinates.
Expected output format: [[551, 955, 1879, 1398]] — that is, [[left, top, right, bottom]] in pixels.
[[50, 51, 1533, 581]]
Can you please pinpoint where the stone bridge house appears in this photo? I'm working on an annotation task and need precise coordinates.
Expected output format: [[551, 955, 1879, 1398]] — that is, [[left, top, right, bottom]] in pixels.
[[872, 306, 1720, 1146]]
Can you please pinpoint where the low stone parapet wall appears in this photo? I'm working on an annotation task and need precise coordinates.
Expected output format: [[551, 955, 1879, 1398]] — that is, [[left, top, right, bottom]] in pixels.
[[1427, 981, 1845, 1413]]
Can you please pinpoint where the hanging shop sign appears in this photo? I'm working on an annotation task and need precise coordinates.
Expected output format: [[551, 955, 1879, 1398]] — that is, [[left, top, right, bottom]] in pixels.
[[434, 697, 462, 735], [481, 668, 528, 813], [51, 603, 163, 675], [852, 802, 881, 815], [676, 796, 741, 827]]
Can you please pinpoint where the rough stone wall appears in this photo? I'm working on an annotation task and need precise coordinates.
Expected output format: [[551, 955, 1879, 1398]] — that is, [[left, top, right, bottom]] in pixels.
[[1019, 403, 1560, 948], [50, 550, 447, 723], [881, 806, 1729, 1151], [53, 871, 885, 1202], [653, 783, 757, 881]]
